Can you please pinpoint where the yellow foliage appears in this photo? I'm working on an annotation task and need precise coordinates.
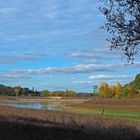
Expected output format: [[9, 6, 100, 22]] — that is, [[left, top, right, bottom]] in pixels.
[[14, 87, 21, 96], [99, 82, 110, 98], [109, 85, 117, 97], [99, 82, 123, 98], [65, 89, 76, 96], [115, 82, 122, 98]]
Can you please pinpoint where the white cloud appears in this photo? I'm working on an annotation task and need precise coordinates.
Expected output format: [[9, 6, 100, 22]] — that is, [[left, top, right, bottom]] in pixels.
[[72, 80, 91, 85], [0, 54, 47, 64], [89, 74, 133, 81], [0, 74, 31, 82], [7, 63, 117, 75], [68, 52, 112, 59], [2, 61, 140, 77]]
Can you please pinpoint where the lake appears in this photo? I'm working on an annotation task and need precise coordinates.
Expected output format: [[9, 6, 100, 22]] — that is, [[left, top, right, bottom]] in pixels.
[[0, 101, 62, 111]]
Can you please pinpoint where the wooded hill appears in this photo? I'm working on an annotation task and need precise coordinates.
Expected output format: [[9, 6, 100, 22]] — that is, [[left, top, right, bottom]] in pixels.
[[99, 73, 140, 98], [123, 73, 140, 97]]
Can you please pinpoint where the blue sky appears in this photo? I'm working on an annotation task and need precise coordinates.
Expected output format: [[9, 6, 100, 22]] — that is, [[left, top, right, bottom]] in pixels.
[[0, 0, 140, 92]]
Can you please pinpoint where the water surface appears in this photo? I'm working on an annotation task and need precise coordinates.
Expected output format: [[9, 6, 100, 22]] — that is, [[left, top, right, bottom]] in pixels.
[[0, 101, 61, 111]]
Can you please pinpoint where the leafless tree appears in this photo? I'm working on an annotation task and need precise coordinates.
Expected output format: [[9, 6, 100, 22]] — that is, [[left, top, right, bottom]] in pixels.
[[100, 0, 140, 62]]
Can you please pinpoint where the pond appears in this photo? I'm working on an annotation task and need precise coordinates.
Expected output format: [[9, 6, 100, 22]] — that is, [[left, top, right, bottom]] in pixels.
[[0, 101, 62, 111]]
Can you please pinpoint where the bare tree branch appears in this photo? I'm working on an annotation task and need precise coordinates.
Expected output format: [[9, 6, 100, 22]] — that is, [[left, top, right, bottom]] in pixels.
[[100, 0, 140, 63]]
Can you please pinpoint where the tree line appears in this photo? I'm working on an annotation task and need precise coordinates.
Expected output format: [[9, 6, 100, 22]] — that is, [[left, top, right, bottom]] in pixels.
[[99, 73, 140, 98], [0, 85, 77, 97], [40, 89, 76, 97], [0, 85, 39, 96], [1, 73, 140, 98]]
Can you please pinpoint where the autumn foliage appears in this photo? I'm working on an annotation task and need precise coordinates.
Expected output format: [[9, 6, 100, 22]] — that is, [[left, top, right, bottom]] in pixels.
[[99, 73, 140, 98], [99, 82, 122, 98]]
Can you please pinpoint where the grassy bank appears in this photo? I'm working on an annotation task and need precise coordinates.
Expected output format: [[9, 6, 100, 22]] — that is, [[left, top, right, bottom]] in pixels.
[[0, 97, 140, 122], [0, 120, 139, 140], [60, 98, 140, 122], [0, 106, 139, 140], [0, 97, 140, 139]]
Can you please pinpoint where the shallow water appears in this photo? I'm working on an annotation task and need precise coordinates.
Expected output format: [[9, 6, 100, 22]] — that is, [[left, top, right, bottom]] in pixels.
[[0, 101, 61, 111]]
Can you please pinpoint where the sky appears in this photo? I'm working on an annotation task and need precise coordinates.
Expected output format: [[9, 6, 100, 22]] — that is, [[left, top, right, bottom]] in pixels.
[[0, 0, 140, 92]]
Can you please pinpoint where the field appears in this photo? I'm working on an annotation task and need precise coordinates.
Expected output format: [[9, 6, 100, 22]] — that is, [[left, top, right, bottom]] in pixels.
[[0, 97, 139, 140], [61, 98, 140, 122]]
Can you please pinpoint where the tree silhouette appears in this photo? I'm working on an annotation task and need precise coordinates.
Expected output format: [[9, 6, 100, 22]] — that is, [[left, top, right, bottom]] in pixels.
[[100, 0, 140, 62]]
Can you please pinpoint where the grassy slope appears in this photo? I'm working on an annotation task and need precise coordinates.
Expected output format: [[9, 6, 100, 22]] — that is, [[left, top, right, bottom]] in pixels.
[[60, 98, 140, 122]]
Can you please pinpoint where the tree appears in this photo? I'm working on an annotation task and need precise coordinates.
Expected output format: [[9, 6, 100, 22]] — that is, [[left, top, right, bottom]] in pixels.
[[93, 85, 99, 94], [40, 90, 49, 97], [49, 91, 65, 96], [100, 0, 140, 62], [109, 85, 117, 97], [99, 82, 110, 98], [121, 73, 140, 97], [65, 89, 76, 96], [122, 85, 134, 97], [14, 87, 21, 96], [99, 82, 105, 97], [115, 82, 122, 98]]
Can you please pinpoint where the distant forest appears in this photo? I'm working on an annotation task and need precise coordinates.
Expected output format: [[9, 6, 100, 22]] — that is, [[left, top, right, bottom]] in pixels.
[[0, 85, 39, 96], [0, 84, 93, 97]]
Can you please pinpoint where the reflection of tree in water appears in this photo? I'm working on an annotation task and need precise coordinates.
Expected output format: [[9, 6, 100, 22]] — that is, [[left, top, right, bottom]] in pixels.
[[40, 103, 59, 111], [40, 103, 48, 109]]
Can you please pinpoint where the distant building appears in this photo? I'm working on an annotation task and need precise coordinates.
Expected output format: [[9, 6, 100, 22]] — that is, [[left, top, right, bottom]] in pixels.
[[93, 85, 99, 94]]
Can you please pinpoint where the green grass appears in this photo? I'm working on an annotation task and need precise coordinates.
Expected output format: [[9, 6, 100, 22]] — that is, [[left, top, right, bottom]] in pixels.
[[62, 105, 140, 122], [101, 108, 140, 121]]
